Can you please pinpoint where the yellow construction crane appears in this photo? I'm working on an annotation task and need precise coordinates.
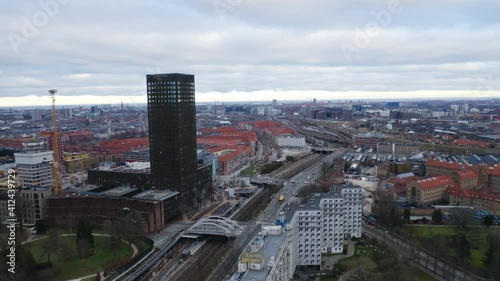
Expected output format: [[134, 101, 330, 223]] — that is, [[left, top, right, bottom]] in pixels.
[[49, 89, 63, 195]]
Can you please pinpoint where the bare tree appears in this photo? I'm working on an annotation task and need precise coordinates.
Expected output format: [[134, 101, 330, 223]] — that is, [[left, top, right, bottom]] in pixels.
[[42, 227, 63, 265], [109, 209, 144, 246]]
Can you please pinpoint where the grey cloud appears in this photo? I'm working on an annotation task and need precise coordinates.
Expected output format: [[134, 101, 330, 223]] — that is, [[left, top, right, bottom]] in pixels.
[[0, 0, 499, 101]]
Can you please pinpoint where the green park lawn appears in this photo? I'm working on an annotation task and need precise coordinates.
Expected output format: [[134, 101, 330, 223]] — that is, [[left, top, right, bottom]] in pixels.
[[241, 165, 260, 175], [25, 235, 133, 281], [402, 225, 456, 238], [407, 267, 439, 281], [403, 225, 499, 271]]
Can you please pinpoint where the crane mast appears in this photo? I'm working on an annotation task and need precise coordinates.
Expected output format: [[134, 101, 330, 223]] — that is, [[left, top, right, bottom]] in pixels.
[[49, 89, 63, 195]]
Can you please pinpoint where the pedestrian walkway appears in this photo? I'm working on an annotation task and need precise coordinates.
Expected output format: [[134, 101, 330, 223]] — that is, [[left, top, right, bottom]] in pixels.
[[321, 240, 356, 271]]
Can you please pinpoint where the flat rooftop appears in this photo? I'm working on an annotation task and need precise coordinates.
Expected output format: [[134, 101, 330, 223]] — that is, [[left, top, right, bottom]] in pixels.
[[94, 161, 151, 174], [241, 229, 287, 281], [100, 186, 138, 197], [70, 184, 101, 193], [132, 189, 179, 201]]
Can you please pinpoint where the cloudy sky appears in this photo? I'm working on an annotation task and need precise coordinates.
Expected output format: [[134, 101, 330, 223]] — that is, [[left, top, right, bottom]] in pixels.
[[1, 0, 499, 106]]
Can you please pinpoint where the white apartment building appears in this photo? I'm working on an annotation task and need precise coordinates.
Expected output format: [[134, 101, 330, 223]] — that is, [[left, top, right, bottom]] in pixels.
[[338, 186, 363, 239], [275, 134, 306, 148], [14, 151, 54, 189], [20, 187, 52, 225], [238, 185, 363, 281]]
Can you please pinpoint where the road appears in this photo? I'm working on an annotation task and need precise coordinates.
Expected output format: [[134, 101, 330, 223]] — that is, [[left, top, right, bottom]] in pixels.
[[259, 150, 344, 223]]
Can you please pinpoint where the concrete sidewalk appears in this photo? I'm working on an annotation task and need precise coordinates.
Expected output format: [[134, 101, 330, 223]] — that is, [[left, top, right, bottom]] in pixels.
[[321, 240, 356, 271]]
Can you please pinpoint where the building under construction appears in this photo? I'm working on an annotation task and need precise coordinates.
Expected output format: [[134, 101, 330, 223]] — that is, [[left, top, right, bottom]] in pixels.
[[14, 150, 54, 189]]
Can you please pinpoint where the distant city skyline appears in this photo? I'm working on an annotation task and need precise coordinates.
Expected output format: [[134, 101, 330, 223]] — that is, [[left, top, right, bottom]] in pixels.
[[1, 1, 499, 106], [0, 90, 499, 107]]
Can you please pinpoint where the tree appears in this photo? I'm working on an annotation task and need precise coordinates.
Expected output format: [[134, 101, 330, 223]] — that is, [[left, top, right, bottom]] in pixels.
[[373, 187, 397, 227], [76, 220, 94, 258], [390, 206, 401, 226], [110, 210, 144, 246], [403, 208, 411, 224], [35, 219, 47, 235], [482, 233, 500, 280], [451, 208, 474, 235], [42, 227, 63, 264], [15, 195, 30, 242], [455, 234, 471, 265], [483, 215, 494, 227], [432, 209, 442, 224]]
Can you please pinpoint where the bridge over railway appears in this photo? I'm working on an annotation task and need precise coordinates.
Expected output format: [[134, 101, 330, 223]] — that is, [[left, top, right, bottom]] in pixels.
[[181, 216, 241, 238], [311, 147, 340, 154]]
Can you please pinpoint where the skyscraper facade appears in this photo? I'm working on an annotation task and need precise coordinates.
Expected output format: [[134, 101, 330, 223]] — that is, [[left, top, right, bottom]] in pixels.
[[147, 73, 197, 207]]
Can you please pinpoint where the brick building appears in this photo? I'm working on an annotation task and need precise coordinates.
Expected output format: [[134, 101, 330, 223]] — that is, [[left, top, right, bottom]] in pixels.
[[353, 132, 387, 148], [376, 142, 420, 156], [406, 175, 454, 206]]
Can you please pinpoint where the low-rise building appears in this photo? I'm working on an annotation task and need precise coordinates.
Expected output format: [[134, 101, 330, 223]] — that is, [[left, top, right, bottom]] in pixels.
[[425, 158, 471, 177], [446, 186, 500, 213], [123, 149, 150, 162], [64, 152, 98, 173], [451, 169, 478, 190], [20, 187, 52, 225], [484, 165, 500, 190], [353, 132, 387, 148], [47, 189, 166, 234], [275, 134, 306, 148], [376, 142, 420, 156], [406, 175, 454, 206], [208, 146, 252, 175]]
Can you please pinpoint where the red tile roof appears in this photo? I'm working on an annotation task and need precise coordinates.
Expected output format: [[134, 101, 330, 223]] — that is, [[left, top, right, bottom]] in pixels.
[[415, 175, 453, 190], [207, 146, 253, 162], [456, 169, 478, 180], [218, 146, 252, 162], [445, 185, 471, 197], [446, 186, 500, 202], [426, 158, 470, 171], [452, 139, 489, 147], [93, 137, 149, 155], [197, 138, 240, 147], [484, 165, 500, 176], [266, 127, 294, 136], [200, 127, 240, 134]]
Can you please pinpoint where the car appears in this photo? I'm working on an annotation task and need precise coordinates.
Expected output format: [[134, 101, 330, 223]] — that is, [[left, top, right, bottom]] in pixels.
[[291, 180, 297, 183]]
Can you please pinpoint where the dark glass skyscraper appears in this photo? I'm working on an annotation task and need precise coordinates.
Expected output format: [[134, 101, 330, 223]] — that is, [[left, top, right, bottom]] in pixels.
[[147, 73, 197, 207]]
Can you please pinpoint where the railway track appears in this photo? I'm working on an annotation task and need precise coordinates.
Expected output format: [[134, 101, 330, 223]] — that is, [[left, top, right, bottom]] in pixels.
[[270, 154, 324, 179], [146, 240, 193, 281], [168, 240, 226, 281]]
